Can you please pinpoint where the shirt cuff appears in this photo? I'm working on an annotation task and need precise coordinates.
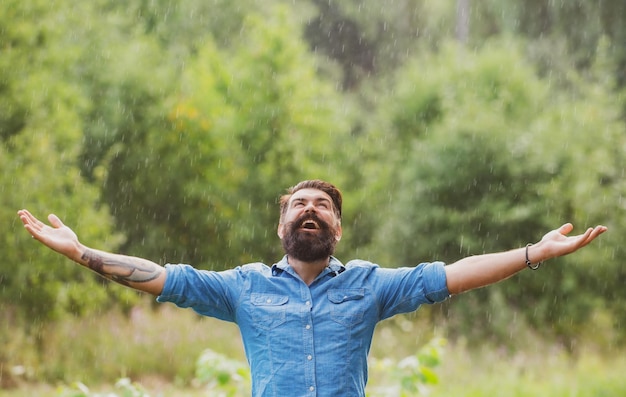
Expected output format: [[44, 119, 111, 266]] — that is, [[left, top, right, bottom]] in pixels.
[[423, 261, 450, 303]]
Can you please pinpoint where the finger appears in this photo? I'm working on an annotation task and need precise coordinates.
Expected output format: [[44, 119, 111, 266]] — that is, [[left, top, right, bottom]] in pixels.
[[18, 209, 40, 227], [20, 217, 43, 240], [558, 223, 574, 235], [17, 210, 29, 226], [573, 226, 607, 249], [574, 227, 594, 248], [579, 225, 608, 247], [48, 214, 64, 228], [18, 212, 44, 235]]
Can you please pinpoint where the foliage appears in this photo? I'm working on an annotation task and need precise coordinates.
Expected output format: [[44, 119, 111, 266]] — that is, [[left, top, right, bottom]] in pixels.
[[49, 339, 445, 397], [367, 38, 626, 345], [93, 5, 355, 268], [428, 340, 626, 397], [368, 337, 445, 396], [195, 338, 446, 396], [56, 378, 150, 397], [302, 0, 626, 91], [2, 0, 625, 376], [0, 0, 133, 330], [193, 349, 250, 396], [2, 305, 625, 396]]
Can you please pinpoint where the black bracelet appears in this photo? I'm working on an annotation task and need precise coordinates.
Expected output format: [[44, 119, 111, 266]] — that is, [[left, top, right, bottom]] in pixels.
[[525, 243, 542, 270]]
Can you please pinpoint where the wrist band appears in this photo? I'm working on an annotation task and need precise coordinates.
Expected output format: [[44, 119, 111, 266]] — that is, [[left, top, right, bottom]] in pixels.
[[525, 243, 542, 270]]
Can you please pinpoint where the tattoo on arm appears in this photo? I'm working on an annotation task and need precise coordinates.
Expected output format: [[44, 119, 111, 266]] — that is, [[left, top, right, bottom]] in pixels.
[[80, 249, 163, 286]]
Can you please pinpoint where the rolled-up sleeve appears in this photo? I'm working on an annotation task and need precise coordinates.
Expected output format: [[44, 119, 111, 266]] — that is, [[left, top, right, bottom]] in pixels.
[[422, 261, 450, 303], [373, 261, 450, 320], [156, 264, 240, 322]]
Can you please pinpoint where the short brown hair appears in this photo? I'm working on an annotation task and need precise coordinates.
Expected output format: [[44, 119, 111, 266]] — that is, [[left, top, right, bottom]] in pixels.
[[279, 180, 342, 221]]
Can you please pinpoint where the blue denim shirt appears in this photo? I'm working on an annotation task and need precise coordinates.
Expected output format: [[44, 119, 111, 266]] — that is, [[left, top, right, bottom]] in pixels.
[[157, 256, 449, 397]]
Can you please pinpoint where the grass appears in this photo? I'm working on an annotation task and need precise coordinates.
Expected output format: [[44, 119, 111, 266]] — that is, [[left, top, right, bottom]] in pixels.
[[2, 297, 625, 396], [429, 343, 626, 397]]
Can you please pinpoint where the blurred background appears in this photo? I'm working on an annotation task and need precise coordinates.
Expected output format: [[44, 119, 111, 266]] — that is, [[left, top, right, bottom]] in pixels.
[[1, 0, 625, 395]]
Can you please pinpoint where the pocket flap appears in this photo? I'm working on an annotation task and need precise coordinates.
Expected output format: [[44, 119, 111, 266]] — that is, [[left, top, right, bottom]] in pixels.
[[328, 288, 365, 303], [251, 293, 289, 306]]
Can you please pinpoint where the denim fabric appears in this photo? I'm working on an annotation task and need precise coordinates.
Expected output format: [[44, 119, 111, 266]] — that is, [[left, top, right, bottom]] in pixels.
[[157, 256, 449, 397]]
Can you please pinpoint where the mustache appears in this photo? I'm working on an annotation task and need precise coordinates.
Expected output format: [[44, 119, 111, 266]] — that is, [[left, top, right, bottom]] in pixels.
[[288, 213, 331, 230]]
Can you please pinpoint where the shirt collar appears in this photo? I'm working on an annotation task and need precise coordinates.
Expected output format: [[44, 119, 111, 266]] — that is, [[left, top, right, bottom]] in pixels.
[[271, 255, 346, 278]]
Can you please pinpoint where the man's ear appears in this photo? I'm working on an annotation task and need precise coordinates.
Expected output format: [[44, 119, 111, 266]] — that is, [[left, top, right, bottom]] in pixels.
[[277, 223, 284, 239], [335, 224, 342, 241]]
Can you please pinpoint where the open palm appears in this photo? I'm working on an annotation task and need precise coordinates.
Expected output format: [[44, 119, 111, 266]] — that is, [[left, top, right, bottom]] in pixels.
[[18, 210, 80, 257], [540, 223, 607, 259]]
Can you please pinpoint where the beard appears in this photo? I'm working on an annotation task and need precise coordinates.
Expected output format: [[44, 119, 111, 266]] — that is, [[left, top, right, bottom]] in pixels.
[[281, 213, 338, 262]]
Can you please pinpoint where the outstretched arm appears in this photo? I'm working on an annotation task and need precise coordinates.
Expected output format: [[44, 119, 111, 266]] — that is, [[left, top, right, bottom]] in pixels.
[[18, 209, 166, 296], [444, 223, 608, 295]]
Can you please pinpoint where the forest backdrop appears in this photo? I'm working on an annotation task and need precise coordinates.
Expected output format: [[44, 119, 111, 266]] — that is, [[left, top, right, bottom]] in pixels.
[[2, 0, 626, 391]]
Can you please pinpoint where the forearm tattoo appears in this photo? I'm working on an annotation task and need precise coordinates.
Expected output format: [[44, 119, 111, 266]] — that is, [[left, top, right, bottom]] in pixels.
[[81, 249, 163, 286]]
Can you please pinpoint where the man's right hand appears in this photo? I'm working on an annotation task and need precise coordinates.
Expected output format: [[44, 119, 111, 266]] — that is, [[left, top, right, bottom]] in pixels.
[[18, 209, 166, 295], [18, 209, 82, 260]]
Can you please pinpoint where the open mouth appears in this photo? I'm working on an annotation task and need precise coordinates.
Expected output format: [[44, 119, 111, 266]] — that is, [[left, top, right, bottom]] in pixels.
[[300, 220, 320, 230]]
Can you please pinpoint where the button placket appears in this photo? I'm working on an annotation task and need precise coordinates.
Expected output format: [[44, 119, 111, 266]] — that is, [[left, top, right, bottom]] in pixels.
[[302, 291, 316, 394]]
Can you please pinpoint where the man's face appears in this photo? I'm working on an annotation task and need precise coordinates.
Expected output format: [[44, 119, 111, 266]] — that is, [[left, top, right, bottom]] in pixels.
[[278, 188, 342, 262]]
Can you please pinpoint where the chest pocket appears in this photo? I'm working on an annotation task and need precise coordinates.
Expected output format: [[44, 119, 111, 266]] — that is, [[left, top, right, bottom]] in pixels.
[[250, 293, 289, 330], [328, 288, 365, 327]]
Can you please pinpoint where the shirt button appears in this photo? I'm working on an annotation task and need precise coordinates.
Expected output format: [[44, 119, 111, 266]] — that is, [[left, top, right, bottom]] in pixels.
[[305, 300, 311, 306], [309, 386, 315, 392], [307, 355, 312, 360], [266, 299, 272, 303], [305, 324, 311, 330]]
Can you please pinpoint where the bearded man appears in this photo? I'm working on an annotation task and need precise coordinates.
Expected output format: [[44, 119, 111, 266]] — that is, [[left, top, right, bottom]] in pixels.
[[18, 179, 607, 397]]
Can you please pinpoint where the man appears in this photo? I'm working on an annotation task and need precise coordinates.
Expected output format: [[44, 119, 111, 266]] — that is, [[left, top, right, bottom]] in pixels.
[[18, 179, 607, 397]]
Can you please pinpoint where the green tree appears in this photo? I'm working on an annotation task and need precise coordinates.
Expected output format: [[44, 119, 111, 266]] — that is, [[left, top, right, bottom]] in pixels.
[[304, 0, 458, 89], [93, 5, 354, 268], [0, 0, 133, 327], [470, 1, 626, 95], [77, 0, 283, 183], [366, 38, 625, 346]]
